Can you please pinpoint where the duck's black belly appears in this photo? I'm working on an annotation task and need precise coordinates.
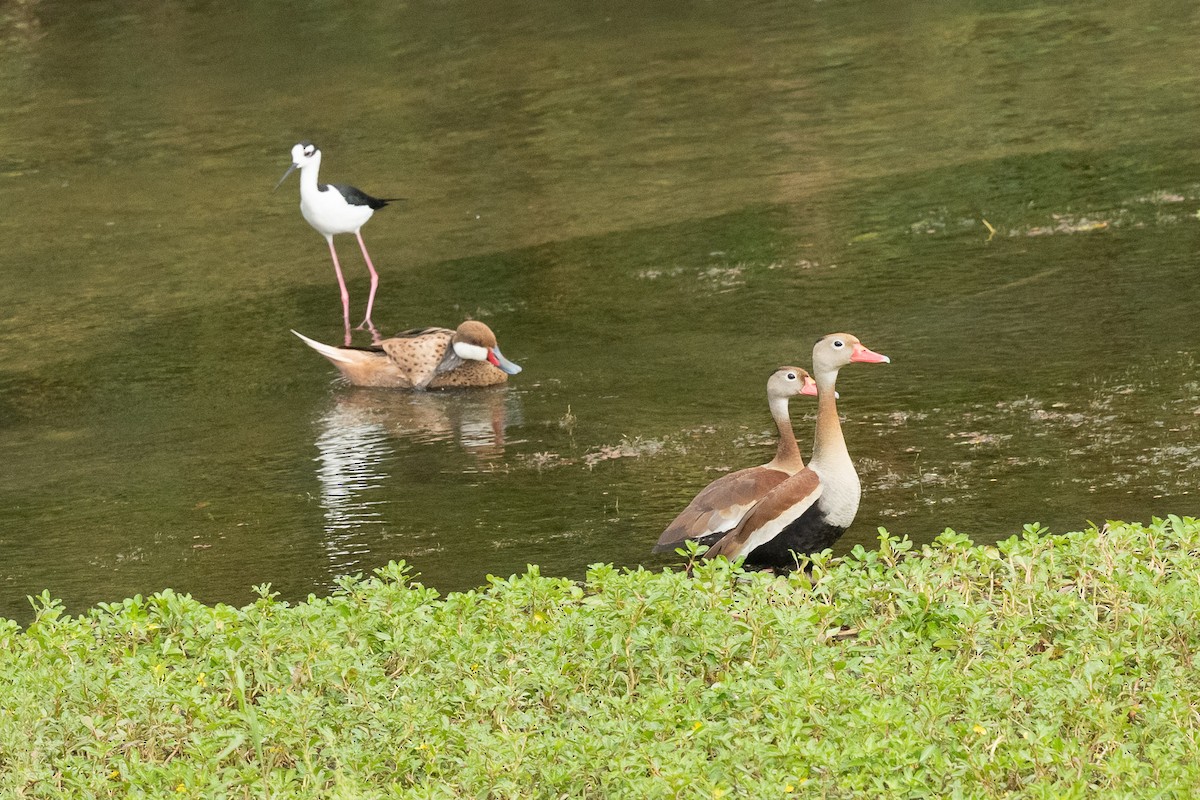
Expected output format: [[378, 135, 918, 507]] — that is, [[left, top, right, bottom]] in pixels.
[[653, 529, 727, 556], [741, 507, 846, 570]]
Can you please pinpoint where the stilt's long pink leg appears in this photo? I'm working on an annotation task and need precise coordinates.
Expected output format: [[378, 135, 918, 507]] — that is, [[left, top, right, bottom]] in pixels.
[[364, 319, 382, 345], [354, 230, 380, 330], [327, 236, 352, 346]]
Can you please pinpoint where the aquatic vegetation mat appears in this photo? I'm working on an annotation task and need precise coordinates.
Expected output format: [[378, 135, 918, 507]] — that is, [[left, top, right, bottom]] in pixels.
[[2, 517, 1199, 798]]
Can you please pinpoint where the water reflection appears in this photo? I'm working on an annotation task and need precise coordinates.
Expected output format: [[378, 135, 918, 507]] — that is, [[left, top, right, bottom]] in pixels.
[[312, 387, 522, 574], [314, 400, 395, 534]]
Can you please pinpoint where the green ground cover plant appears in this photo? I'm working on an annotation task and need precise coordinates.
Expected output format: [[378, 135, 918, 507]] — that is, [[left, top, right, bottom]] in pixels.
[[2, 517, 1199, 798]]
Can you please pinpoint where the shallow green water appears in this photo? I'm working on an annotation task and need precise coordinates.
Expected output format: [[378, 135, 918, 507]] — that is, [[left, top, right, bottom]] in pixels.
[[1, 0, 1198, 620]]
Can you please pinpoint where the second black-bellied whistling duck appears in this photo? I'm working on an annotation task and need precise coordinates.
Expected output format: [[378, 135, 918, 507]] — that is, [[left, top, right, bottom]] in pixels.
[[706, 333, 889, 568], [652, 366, 819, 554], [293, 320, 522, 390]]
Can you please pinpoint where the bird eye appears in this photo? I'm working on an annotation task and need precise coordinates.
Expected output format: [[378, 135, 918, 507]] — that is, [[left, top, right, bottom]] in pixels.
[[304, 145, 314, 156], [832, 339, 844, 348], [786, 372, 796, 380]]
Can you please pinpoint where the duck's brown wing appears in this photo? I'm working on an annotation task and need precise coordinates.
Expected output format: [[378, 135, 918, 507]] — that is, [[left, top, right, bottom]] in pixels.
[[380, 329, 454, 389], [390, 326, 453, 339], [707, 469, 823, 561], [653, 466, 790, 553]]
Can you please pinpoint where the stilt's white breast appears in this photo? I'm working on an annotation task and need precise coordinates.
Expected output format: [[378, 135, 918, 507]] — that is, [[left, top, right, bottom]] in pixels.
[[300, 187, 374, 237]]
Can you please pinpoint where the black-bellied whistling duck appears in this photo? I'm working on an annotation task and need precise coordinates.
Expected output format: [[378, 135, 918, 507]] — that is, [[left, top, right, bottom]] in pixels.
[[653, 366, 819, 554], [293, 320, 522, 390], [706, 333, 889, 567]]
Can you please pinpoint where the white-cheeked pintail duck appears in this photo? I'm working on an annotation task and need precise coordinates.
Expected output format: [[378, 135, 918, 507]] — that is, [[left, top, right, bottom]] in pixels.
[[293, 320, 522, 390]]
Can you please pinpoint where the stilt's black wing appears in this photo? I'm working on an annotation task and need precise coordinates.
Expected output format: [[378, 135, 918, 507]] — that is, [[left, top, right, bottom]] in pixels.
[[323, 183, 403, 210]]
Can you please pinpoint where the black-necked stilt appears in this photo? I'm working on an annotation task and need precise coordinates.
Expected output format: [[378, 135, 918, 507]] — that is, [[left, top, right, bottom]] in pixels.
[[276, 141, 398, 345]]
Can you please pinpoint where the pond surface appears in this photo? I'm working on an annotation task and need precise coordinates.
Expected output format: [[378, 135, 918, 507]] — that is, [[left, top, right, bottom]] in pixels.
[[1, 0, 1198, 621]]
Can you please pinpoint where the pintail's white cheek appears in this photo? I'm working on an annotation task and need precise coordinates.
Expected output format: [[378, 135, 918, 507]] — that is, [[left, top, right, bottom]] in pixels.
[[453, 342, 489, 361]]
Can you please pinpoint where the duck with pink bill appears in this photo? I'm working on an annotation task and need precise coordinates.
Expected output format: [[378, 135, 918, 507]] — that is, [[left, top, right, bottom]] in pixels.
[[706, 333, 890, 569], [654, 366, 820, 554]]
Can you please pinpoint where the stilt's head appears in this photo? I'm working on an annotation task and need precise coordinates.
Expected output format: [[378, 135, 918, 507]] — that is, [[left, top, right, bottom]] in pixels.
[[768, 366, 819, 400], [451, 321, 523, 375], [274, 141, 321, 190], [812, 333, 890, 381]]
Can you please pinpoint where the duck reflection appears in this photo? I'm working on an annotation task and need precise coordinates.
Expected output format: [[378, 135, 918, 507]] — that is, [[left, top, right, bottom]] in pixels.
[[312, 387, 522, 572]]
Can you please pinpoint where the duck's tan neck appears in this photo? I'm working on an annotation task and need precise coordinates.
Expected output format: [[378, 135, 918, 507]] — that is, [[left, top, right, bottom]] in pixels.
[[765, 395, 803, 472], [811, 369, 850, 473]]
